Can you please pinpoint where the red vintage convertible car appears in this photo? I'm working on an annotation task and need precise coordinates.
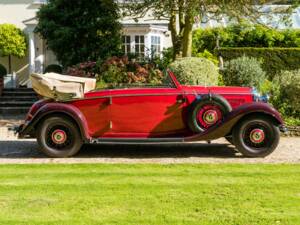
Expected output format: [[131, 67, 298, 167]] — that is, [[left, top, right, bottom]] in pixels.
[[18, 70, 286, 158]]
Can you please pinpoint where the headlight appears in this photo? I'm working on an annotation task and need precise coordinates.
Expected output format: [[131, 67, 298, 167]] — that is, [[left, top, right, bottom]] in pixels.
[[252, 87, 269, 103]]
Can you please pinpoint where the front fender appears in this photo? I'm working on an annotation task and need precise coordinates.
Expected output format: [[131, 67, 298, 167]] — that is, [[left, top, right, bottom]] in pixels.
[[19, 103, 91, 141], [185, 102, 284, 142]]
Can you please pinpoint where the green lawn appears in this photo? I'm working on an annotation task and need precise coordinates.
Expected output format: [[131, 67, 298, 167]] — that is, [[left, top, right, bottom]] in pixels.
[[0, 164, 299, 225]]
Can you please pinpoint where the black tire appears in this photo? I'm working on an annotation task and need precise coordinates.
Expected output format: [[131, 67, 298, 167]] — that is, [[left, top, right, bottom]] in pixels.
[[232, 115, 280, 157], [188, 94, 232, 133], [37, 116, 83, 157]]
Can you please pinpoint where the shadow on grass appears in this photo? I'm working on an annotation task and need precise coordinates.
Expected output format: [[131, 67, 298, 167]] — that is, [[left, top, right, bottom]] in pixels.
[[0, 139, 241, 159]]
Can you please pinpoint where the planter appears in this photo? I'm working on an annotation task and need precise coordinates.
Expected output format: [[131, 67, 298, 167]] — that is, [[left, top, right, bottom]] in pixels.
[[0, 76, 4, 96], [282, 126, 300, 137]]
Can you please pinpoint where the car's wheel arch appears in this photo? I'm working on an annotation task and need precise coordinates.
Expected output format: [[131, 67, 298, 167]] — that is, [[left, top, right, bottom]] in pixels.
[[27, 105, 91, 142], [227, 111, 283, 137]]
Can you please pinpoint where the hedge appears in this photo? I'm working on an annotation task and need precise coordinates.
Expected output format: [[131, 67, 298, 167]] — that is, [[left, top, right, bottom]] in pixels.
[[218, 47, 300, 78]]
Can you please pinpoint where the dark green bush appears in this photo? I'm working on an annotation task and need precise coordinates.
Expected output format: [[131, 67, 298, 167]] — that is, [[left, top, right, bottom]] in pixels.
[[222, 56, 266, 89], [169, 57, 219, 86], [219, 47, 300, 78], [44, 64, 63, 74], [0, 64, 7, 77]]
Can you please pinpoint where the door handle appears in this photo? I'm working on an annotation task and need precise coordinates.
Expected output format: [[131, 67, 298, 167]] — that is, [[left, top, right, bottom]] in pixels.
[[177, 96, 186, 104]]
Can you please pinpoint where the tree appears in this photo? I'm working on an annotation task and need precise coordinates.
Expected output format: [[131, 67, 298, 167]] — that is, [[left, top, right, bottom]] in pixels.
[[0, 24, 27, 74], [123, 0, 300, 59], [35, 0, 122, 67]]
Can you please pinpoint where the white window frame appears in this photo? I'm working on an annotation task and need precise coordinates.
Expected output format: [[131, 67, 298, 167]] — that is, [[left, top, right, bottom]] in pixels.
[[151, 36, 161, 58], [134, 35, 145, 58], [122, 35, 131, 55]]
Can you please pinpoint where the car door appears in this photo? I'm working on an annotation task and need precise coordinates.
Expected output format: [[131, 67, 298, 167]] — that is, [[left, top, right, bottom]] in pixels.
[[72, 90, 111, 137], [109, 87, 187, 137]]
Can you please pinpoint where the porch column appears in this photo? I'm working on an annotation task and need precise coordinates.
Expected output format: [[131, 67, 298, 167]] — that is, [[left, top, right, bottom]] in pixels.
[[28, 31, 35, 75]]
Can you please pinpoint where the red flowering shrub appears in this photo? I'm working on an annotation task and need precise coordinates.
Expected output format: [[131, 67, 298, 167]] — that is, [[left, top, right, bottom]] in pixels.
[[66, 57, 164, 89], [66, 61, 99, 78], [98, 56, 163, 88]]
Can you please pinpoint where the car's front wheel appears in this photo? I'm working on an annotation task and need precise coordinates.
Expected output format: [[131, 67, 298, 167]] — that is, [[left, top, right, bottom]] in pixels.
[[232, 115, 280, 157], [37, 116, 83, 158]]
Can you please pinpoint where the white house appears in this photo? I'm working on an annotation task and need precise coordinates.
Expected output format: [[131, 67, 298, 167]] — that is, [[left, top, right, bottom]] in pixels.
[[0, 0, 299, 87]]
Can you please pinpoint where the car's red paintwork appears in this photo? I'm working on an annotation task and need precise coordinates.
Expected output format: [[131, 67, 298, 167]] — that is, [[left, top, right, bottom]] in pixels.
[[19, 71, 284, 142]]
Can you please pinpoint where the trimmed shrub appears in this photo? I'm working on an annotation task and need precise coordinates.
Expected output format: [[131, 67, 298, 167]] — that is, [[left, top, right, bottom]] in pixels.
[[0, 64, 7, 77], [169, 57, 219, 86], [271, 70, 300, 118], [222, 56, 266, 89], [44, 64, 63, 74], [193, 23, 300, 53], [219, 47, 300, 78]]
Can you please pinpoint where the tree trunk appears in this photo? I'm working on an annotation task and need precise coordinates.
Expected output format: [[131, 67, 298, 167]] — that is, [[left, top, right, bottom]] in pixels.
[[182, 15, 193, 57], [169, 12, 178, 60], [8, 55, 12, 74]]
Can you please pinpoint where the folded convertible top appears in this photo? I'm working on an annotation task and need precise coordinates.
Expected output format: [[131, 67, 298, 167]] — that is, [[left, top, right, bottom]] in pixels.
[[31, 73, 96, 101]]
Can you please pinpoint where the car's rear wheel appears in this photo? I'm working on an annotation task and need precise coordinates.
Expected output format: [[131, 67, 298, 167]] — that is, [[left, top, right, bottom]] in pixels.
[[188, 95, 232, 133], [232, 116, 280, 157], [37, 116, 83, 157]]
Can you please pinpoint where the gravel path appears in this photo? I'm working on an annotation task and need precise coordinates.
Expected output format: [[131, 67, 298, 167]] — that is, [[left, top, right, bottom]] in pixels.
[[0, 118, 299, 164]]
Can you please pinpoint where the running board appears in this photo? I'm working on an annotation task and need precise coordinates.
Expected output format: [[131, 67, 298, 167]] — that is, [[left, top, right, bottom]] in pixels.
[[89, 137, 185, 144]]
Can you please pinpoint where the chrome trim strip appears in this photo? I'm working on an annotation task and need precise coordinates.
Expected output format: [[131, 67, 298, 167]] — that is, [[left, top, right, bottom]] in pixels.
[[90, 137, 185, 143], [68, 92, 253, 102]]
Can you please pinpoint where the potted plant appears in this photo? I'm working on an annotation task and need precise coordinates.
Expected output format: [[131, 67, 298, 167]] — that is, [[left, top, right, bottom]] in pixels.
[[0, 64, 7, 95]]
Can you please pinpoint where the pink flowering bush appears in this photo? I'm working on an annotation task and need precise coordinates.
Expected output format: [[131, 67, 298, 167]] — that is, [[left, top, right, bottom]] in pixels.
[[66, 61, 99, 78], [66, 56, 164, 89], [98, 56, 164, 88]]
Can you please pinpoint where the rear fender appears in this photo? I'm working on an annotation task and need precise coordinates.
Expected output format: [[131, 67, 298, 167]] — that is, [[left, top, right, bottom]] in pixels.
[[19, 103, 91, 141], [185, 102, 284, 142]]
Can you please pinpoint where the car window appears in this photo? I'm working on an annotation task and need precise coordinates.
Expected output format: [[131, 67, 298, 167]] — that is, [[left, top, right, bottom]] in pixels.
[[95, 70, 176, 90]]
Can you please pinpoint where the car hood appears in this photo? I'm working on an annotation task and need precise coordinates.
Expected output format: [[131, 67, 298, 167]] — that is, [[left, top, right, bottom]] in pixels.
[[182, 85, 253, 95]]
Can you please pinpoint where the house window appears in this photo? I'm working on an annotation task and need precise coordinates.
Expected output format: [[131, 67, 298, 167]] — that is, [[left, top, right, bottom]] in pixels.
[[122, 35, 131, 55], [151, 36, 161, 58], [135, 35, 145, 58]]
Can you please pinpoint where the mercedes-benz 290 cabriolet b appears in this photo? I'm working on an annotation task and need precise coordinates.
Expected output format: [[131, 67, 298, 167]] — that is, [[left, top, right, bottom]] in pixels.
[[17, 71, 287, 158]]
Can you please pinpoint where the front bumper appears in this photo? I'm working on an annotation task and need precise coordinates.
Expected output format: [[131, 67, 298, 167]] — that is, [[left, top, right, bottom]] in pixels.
[[279, 125, 288, 133]]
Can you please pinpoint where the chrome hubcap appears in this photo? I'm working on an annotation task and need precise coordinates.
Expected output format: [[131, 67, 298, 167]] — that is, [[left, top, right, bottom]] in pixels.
[[203, 110, 219, 125], [249, 129, 265, 144], [51, 129, 67, 145]]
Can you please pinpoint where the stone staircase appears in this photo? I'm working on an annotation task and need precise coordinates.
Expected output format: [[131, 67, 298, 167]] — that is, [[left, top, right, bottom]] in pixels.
[[0, 88, 38, 115]]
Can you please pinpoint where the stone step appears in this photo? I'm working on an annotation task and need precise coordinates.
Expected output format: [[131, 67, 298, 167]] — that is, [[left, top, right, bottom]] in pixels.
[[0, 107, 30, 115], [3, 88, 34, 92], [0, 96, 39, 101], [2, 91, 37, 97], [0, 101, 35, 107]]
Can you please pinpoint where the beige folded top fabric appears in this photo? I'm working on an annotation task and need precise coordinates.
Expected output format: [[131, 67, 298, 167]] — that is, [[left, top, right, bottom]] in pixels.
[[31, 73, 96, 101]]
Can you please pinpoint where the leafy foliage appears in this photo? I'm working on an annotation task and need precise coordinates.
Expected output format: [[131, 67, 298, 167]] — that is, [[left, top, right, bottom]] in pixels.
[[193, 23, 300, 54], [219, 47, 300, 78], [44, 64, 63, 74], [67, 61, 100, 78], [271, 70, 300, 119], [97, 56, 164, 88], [35, 0, 122, 67], [0, 24, 27, 58], [122, 1, 296, 58], [222, 56, 266, 89], [0, 64, 7, 77], [169, 57, 219, 86]]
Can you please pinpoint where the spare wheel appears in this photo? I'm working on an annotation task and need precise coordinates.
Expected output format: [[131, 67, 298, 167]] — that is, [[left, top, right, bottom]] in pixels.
[[187, 94, 232, 133]]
